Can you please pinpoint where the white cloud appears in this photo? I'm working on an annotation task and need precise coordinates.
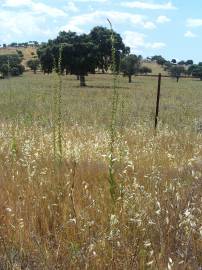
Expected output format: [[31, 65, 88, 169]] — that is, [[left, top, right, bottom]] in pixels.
[[187, 18, 202, 27], [65, 1, 79, 12], [2, 0, 66, 17], [31, 2, 66, 17], [0, 1, 68, 42], [184, 30, 197, 38], [149, 42, 166, 49], [121, 1, 176, 10], [73, 0, 108, 2], [156, 15, 170, 24], [0, 9, 58, 42], [62, 10, 156, 33], [123, 31, 166, 53], [2, 0, 32, 7], [124, 31, 146, 51]]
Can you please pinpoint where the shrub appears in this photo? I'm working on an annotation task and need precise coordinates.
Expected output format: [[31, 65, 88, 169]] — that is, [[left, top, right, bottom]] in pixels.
[[0, 64, 9, 77], [139, 66, 152, 74], [10, 67, 20, 76]]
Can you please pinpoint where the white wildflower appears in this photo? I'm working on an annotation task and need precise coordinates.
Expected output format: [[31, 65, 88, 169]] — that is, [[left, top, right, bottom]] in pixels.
[[110, 214, 119, 226]]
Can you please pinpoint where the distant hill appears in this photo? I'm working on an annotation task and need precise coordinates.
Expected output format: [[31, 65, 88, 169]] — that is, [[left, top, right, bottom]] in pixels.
[[0, 46, 37, 67], [141, 61, 167, 75], [0, 46, 168, 75]]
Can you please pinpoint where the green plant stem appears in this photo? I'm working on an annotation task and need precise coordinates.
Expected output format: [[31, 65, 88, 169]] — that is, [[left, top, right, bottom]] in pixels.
[[108, 19, 119, 202]]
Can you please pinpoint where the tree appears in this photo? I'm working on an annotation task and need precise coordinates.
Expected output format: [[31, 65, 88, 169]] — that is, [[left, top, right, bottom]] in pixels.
[[10, 42, 17, 47], [10, 67, 20, 76], [0, 64, 9, 77], [16, 64, 25, 75], [151, 55, 166, 65], [168, 65, 185, 82], [89, 26, 128, 73], [38, 47, 54, 74], [192, 66, 202, 80], [0, 54, 21, 68], [187, 64, 202, 80], [120, 54, 141, 83], [52, 31, 78, 45], [65, 36, 97, 86], [178, 60, 185, 65], [139, 66, 152, 74], [171, 59, 176, 64], [37, 27, 128, 86], [0, 54, 24, 78], [38, 31, 104, 86], [27, 59, 40, 74], [33, 41, 39, 47], [164, 61, 172, 71], [185, 60, 193, 65], [16, 50, 23, 58], [187, 64, 198, 76]]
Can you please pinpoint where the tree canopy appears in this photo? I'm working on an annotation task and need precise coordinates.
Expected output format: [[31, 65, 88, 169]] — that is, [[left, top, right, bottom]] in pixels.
[[0, 54, 24, 78], [90, 26, 129, 73], [37, 27, 128, 86], [27, 59, 40, 73], [151, 55, 166, 65], [188, 64, 202, 80], [168, 65, 186, 82], [120, 54, 141, 83]]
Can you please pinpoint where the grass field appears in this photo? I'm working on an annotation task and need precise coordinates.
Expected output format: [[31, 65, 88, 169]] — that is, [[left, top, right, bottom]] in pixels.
[[0, 72, 201, 269], [0, 72, 202, 129]]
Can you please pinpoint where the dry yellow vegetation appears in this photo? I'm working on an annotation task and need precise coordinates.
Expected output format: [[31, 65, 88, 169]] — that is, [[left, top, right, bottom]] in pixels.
[[142, 61, 167, 75], [0, 73, 201, 269], [0, 46, 37, 66]]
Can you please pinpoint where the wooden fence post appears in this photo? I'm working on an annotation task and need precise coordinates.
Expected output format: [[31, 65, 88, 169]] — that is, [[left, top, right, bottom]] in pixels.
[[155, 73, 162, 129]]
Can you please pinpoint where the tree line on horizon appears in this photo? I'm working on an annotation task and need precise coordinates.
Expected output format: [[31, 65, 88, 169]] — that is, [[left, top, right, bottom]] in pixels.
[[36, 27, 154, 85], [1, 26, 202, 83], [0, 41, 39, 48]]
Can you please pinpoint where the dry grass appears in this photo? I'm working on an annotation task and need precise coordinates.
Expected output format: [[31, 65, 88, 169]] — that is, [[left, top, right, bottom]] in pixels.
[[0, 47, 37, 66], [0, 73, 201, 269], [0, 72, 202, 130], [141, 61, 167, 75]]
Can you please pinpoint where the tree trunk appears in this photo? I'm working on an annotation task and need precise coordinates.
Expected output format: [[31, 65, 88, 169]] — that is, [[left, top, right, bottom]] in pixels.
[[77, 75, 80, 80], [128, 75, 132, 83], [80, 75, 86, 87], [176, 76, 179, 82]]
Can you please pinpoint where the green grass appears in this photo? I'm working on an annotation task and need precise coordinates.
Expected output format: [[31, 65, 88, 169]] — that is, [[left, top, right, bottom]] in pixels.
[[0, 72, 201, 130]]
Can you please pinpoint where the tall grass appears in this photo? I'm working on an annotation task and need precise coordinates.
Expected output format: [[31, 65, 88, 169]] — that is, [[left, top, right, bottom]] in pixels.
[[52, 45, 63, 163], [108, 19, 119, 202], [0, 123, 201, 269], [0, 44, 201, 269]]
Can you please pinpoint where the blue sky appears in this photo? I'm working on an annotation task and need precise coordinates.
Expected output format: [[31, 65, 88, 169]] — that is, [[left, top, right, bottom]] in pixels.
[[0, 0, 202, 62]]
